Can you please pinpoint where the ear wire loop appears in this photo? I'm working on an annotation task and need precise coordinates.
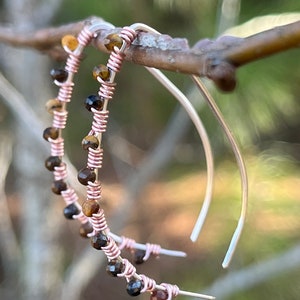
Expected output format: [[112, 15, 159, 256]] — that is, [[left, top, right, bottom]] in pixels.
[[192, 76, 248, 269], [130, 23, 214, 244]]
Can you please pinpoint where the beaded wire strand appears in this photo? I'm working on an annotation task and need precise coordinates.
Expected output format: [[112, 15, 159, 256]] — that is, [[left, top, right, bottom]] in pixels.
[[44, 20, 215, 299]]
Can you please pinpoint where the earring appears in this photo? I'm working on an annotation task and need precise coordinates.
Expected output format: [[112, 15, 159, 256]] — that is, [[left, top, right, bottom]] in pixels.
[[44, 20, 215, 300]]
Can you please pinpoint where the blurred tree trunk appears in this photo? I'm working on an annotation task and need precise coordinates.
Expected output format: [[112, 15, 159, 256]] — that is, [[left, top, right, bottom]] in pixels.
[[2, 1, 62, 299]]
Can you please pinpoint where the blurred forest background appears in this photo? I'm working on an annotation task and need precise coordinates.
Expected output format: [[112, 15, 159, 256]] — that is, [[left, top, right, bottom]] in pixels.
[[0, 0, 300, 299]]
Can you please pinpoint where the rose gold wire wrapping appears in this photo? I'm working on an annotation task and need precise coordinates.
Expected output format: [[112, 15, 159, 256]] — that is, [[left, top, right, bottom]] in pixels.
[[65, 53, 82, 74], [117, 258, 136, 280], [61, 187, 79, 205], [86, 181, 102, 201], [57, 82, 74, 103], [50, 137, 64, 157], [77, 26, 94, 46], [140, 275, 157, 293], [97, 80, 116, 100], [52, 110, 68, 129], [73, 210, 90, 224], [102, 237, 122, 261], [87, 208, 108, 236], [144, 243, 161, 261], [106, 50, 126, 73], [160, 283, 180, 300], [91, 109, 109, 134], [53, 163, 67, 181], [119, 26, 137, 47], [118, 236, 136, 251], [87, 147, 104, 169]]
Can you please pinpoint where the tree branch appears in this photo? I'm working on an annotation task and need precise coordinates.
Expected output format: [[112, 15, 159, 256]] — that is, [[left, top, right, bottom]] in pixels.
[[0, 17, 299, 91]]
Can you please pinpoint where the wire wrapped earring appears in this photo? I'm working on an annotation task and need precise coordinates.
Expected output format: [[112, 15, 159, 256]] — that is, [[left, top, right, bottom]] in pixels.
[[43, 19, 215, 300]]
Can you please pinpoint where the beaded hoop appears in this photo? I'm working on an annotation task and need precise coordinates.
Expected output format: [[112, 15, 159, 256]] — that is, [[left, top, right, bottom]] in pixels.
[[43, 20, 216, 300]]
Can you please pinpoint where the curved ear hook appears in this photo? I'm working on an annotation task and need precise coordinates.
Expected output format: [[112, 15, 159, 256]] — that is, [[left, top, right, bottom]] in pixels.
[[130, 23, 214, 247], [192, 76, 248, 268]]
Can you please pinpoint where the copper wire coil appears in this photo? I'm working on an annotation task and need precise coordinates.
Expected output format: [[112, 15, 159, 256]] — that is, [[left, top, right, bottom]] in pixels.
[[87, 147, 103, 169], [57, 84, 73, 102], [50, 137, 64, 157], [53, 163, 67, 181], [91, 110, 109, 134], [77, 27, 94, 46], [87, 181, 102, 201], [52, 110, 68, 129], [65, 53, 81, 73], [61, 188, 79, 205]]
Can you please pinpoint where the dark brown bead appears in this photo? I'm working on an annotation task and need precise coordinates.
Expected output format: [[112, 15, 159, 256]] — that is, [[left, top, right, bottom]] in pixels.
[[43, 127, 59, 141], [104, 33, 123, 51], [150, 291, 168, 300], [82, 135, 99, 150], [51, 180, 67, 195], [106, 260, 124, 277], [50, 68, 68, 82], [133, 249, 146, 265], [79, 222, 93, 238], [45, 99, 63, 114], [126, 278, 143, 297], [45, 156, 61, 171], [91, 232, 109, 249], [77, 167, 96, 185], [92, 64, 110, 81], [63, 203, 80, 219], [84, 95, 104, 111], [82, 200, 100, 217]]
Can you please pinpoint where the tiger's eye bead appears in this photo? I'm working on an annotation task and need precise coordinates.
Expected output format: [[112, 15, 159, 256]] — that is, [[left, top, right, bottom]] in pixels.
[[61, 34, 79, 51], [51, 180, 67, 195], [63, 203, 80, 219], [106, 260, 124, 277], [77, 167, 96, 185], [91, 232, 109, 249], [92, 64, 110, 81], [82, 135, 99, 150], [82, 200, 100, 217], [45, 99, 63, 114], [43, 127, 59, 141], [104, 33, 123, 51], [126, 278, 143, 297], [133, 249, 146, 265], [45, 156, 61, 171], [50, 68, 68, 82], [84, 95, 104, 111], [79, 222, 93, 238]]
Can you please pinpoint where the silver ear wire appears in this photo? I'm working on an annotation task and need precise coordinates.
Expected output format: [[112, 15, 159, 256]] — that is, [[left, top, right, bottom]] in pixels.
[[192, 76, 248, 268], [130, 23, 215, 245]]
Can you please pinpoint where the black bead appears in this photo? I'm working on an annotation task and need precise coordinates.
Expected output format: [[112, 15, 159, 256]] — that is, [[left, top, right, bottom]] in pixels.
[[50, 68, 68, 82], [106, 260, 124, 277], [126, 278, 143, 297], [51, 180, 67, 195], [91, 232, 109, 250], [63, 203, 80, 219], [84, 95, 104, 111], [77, 167, 96, 185], [45, 156, 61, 171], [134, 249, 146, 265]]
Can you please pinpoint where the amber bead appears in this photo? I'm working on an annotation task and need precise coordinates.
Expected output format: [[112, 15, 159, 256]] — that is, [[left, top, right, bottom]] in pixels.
[[104, 33, 123, 51], [45, 99, 63, 114], [50, 68, 68, 82], [91, 232, 109, 249], [43, 127, 59, 141], [82, 135, 99, 151], [79, 222, 93, 238], [92, 64, 110, 81], [84, 95, 104, 111], [77, 167, 96, 185], [106, 260, 124, 277], [51, 180, 67, 195], [82, 200, 100, 217], [61, 34, 78, 51], [63, 203, 80, 219], [45, 156, 61, 171], [126, 278, 143, 297], [133, 249, 146, 265]]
